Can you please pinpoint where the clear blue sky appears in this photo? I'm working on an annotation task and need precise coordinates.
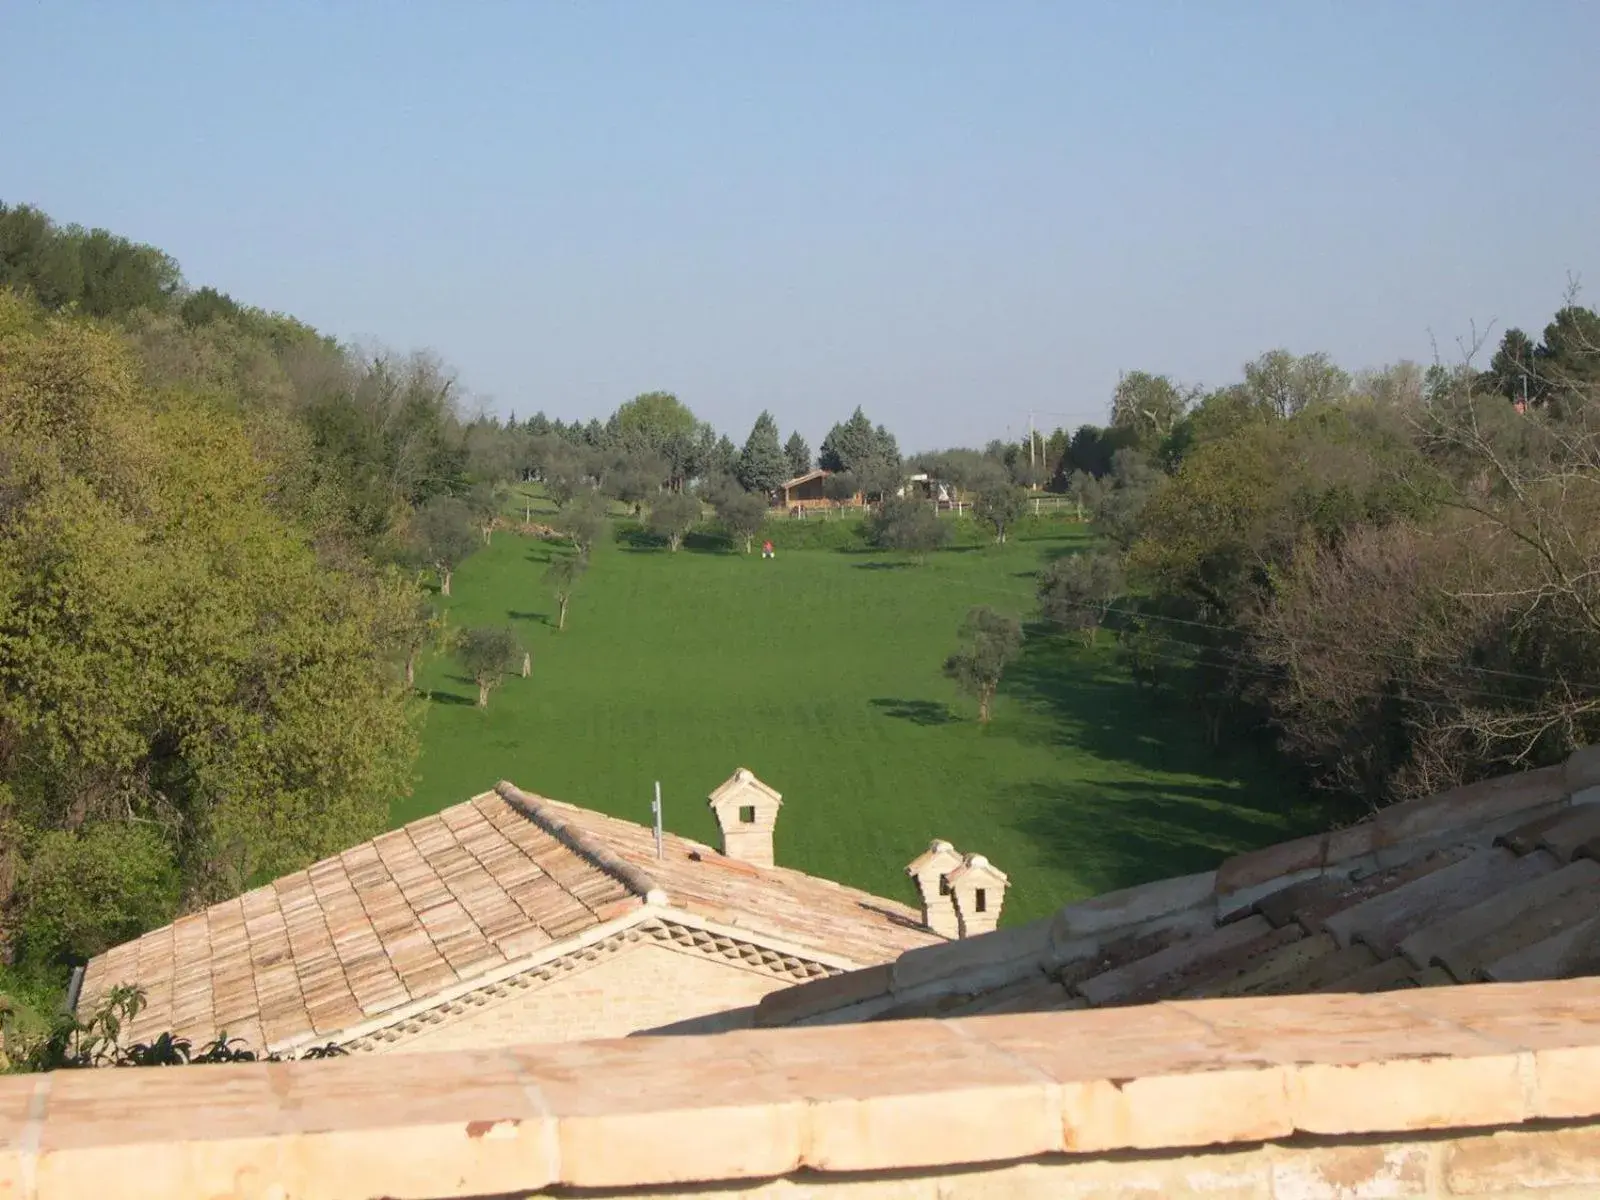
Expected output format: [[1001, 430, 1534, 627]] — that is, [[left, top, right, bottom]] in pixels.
[[4, 1, 1597, 450]]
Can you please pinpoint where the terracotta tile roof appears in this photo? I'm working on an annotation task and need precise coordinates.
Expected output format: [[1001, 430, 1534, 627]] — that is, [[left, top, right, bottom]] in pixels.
[[743, 746, 1600, 1030], [78, 781, 938, 1053], [779, 468, 829, 489], [514, 787, 938, 966]]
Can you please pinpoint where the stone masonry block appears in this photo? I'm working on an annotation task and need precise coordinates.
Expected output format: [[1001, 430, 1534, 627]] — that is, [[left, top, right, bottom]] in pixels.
[[1443, 1125, 1600, 1194]]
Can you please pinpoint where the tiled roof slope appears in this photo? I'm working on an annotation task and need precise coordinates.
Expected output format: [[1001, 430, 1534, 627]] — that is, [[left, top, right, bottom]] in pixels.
[[523, 790, 936, 965], [78, 782, 938, 1053], [747, 746, 1600, 1030]]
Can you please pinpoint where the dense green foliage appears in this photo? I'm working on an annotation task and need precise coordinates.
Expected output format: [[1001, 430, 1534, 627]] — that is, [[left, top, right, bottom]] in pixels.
[[1045, 316, 1600, 807], [2, 985, 346, 1072], [0, 295, 421, 986], [868, 494, 950, 559]]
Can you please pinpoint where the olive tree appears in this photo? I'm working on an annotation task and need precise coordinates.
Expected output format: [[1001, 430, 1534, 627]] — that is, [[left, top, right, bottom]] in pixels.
[[557, 489, 608, 557], [1037, 552, 1125, 646], [465, 481, 503, 545], [822, 470, 860, 511], [715, 488, 769, 553], [456, 626, 522, 708], [943, 607, 1025, 724], [544, 552, 588, 631], [974, 484, 1026, 544], [414, 496, 477, 595], [649, 492, 702, 552], [868, 494, 948, 561]]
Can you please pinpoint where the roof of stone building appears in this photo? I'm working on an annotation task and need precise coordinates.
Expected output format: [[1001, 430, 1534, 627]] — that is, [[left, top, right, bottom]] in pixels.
[[77, 779, 940, 1054], [735, 746, 1600, 1031]]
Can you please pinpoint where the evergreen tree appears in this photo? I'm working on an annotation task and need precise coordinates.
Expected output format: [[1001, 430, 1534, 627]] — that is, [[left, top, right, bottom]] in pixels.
[[784, 431, 812, 479], [819, 407, 900, 494], [737, 410, 788, 493]]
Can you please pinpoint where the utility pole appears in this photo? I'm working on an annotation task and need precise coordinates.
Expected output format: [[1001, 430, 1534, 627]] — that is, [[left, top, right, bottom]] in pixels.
[[1028, 411, 1036, 469]]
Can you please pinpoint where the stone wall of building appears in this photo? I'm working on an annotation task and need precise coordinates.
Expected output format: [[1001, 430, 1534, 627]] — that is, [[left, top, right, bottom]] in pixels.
[[538, 1128, 1600, 1198]]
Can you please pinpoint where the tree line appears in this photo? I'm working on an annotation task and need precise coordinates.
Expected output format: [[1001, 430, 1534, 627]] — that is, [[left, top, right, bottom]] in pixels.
[[1034, 304, 1600, 810]]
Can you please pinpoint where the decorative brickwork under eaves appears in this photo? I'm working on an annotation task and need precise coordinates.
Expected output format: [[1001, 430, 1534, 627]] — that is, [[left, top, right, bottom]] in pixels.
[[341, 916, 837, 1054]]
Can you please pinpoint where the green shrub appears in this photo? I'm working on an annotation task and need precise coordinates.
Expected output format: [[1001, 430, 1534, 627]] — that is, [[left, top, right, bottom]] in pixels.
[[17, 824, 180, 968]]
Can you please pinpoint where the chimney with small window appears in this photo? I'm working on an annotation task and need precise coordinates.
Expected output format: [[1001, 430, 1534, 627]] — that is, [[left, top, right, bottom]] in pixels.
[[905, 839, 964, 938], [945, 854, 1008, 938], [707, 768, 783, 866]]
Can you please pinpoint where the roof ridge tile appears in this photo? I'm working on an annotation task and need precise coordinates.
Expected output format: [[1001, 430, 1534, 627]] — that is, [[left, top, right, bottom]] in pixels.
[[495, 782, 668, 906]]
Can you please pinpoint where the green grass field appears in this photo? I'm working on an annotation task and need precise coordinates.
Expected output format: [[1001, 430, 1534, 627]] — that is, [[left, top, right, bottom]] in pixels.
[[402, 507, 1316, 926]]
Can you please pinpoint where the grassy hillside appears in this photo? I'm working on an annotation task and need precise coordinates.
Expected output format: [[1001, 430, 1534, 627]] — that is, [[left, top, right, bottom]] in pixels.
[[404, 513, 1316, 926]]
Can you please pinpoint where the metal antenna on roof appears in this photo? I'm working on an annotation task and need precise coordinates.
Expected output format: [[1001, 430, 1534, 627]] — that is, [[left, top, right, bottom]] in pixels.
[[652, 781, 664, 860]]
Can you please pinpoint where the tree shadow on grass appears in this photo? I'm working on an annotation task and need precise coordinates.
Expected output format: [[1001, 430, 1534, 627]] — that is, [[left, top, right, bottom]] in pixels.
[[684, 530, 733, 554], [870, 698, 960, 726], [1000, 775, 1294, 897], [989, 627, 1323, 893], [427, 689, 476, 707], [614, 527, 666, 552], [507, 609, 549, 626], [853, 561, 917, 571], [1037, 540, 1094, 565]]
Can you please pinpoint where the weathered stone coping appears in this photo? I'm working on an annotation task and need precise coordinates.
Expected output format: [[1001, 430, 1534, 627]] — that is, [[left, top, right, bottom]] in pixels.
[[6, 977, 1600, 1197]]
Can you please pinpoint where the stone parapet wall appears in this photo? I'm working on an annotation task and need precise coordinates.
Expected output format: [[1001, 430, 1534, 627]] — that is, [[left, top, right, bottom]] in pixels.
[[8, 978, 1600, 1198]]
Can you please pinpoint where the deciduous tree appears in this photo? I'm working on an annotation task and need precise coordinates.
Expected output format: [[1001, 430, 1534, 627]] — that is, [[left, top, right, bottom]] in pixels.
[[1110, 372, 1191, 440], [0, 295, 418, 961]]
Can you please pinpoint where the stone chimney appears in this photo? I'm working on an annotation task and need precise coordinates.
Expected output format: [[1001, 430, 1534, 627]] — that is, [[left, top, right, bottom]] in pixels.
[[945, 854, 1009, 938], [905, 839, 964, 938], [707, 768, 783, 867]]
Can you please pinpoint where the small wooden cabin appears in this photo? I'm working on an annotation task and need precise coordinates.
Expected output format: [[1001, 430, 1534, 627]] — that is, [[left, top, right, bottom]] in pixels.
[[776, 469, 862, 513]]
